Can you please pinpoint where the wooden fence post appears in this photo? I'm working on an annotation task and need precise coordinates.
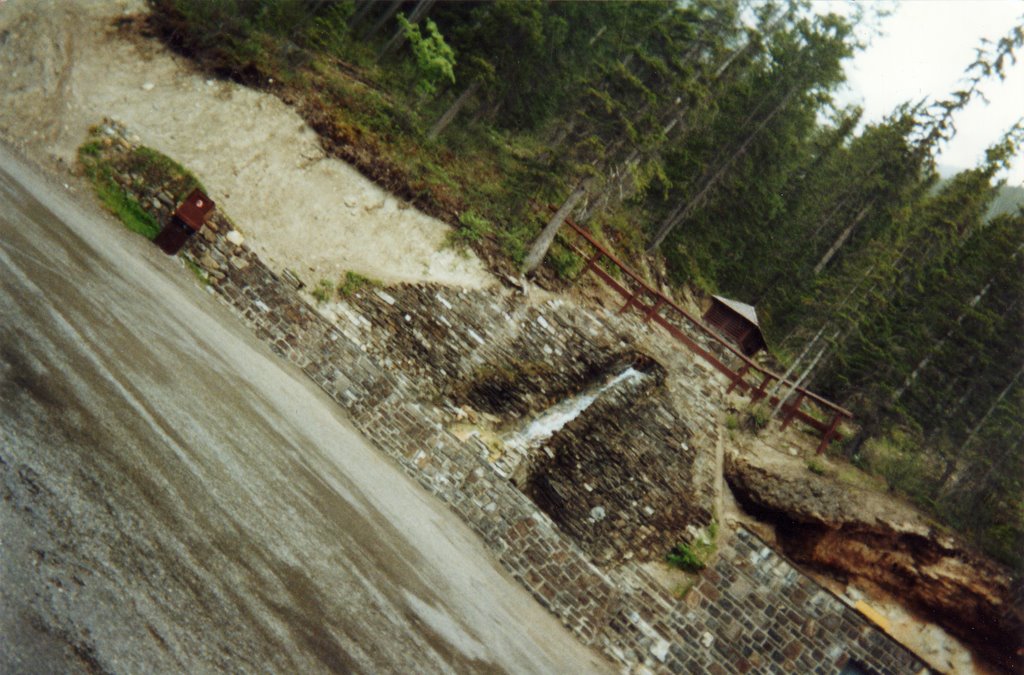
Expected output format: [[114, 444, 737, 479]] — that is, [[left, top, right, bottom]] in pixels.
[[727, 363, 751, 393], [815, 413, 842, 454], [644, 297, 665, 323], [781, 392, 805, 429], [752, 372, 773, 402]]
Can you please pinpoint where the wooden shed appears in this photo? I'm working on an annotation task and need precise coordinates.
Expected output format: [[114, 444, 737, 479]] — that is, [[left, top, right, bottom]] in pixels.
[[703, 295, 766, 357]]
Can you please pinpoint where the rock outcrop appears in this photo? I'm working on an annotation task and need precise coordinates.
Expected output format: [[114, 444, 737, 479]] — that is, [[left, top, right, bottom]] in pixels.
[[726, 451, 1024, 672]]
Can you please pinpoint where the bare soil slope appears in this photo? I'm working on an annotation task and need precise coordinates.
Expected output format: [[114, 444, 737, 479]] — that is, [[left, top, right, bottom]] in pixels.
[[0, 0, 493, 291]]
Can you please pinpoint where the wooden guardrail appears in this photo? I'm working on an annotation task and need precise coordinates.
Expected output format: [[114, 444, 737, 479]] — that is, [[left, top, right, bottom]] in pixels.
[[553, 210, 851, 454]]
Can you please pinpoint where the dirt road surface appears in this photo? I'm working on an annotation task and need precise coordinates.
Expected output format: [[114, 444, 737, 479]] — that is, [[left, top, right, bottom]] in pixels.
[[0, 145, 608, 673], [0, 0, 494, 291]]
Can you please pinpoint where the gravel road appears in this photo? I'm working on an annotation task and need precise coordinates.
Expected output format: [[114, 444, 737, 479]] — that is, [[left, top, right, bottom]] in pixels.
[[0, 145, 608, 673]]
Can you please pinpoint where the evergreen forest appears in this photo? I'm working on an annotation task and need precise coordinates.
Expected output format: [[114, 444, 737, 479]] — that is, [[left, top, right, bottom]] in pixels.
[[148, 0, 1024, 570]]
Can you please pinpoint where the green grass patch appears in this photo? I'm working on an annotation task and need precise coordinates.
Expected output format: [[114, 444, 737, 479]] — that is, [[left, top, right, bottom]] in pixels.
[[548, 241, 584, 280], [745, 402, 771, 432], [182, 256, 210, 285], [78, 139, 160, 239], [666, 521, 718, 573], [666, 542, 706, 573], [337, 270, 377, 297], [131, 146, 206, 195], [445, 209, 493, 254], [806, 458, 829, 476], [673, 578, 698, 599], [77, 129, 209, 241], [312, 278, 335, 303], [93, 171, 162, 239], [79, 140, 103, 158]]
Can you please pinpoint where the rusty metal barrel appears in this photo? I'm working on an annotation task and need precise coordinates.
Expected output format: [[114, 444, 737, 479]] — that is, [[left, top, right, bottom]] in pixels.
[[154, 188, 215, 255]]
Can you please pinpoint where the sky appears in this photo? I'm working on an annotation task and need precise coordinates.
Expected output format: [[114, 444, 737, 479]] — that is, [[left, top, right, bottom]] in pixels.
[[814, 0, 1024, 186]]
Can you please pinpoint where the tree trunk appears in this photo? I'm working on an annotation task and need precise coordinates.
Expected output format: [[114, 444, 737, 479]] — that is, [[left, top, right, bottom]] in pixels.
[[771, 343, 827, 420], [428, 80, 481, 140], [349, 0, 376, 30], [587, 3, 784, 226], [946, 427, 1024, 506], [957, 363, 1024, 455], [545, 118, 576, 157], [936, 456, 960, 491], [362, 0, 404, 40], [470, 97, 503, 126], [892, 279, 996, 402], [579, 154, 637, 223], [769, 326, 827, 400], [810, 193, 854, 240], [710, 4, 789, 79], [812, 200, 874, 275], [522, 184, 588, 275]]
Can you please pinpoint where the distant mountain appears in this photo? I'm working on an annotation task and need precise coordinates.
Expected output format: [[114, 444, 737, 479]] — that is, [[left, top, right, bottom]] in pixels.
[[987, 184, 1024, 220], [931, 169, 1023, 220], [936, 164, 965, 179]]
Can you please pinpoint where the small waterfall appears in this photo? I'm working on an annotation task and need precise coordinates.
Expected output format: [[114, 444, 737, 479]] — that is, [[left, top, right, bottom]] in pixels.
[[504, 367, 646, 454]]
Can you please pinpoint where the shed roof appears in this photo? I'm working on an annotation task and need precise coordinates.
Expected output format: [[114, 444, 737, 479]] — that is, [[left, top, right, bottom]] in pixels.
[[712, 295, 760, 328]]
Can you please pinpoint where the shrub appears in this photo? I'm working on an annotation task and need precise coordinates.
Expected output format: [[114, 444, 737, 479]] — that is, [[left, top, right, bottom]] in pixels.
[[94, 177, 162, 239], [132, 146, 205, 194], [497, 224, 532, 265], [666, 543, 706, 573], [78, 142, 161, 239], [305, 2, 355, 58], [862, 429, 936, 503], [666, 522, 717, 573], [77, 131, 208, 241], [459, 209, 492, 233], [395, 15, 455, 97], [744, 402, 770, 432]]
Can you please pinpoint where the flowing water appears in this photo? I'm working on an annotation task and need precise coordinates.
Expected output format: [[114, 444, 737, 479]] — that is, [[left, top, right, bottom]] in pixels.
[[497, 368, 646, 481], [507, 367, 646, 451]]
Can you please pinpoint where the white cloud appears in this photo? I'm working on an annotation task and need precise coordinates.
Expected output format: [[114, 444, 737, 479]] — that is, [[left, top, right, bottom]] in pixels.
[[817, 0, 1024, 185]]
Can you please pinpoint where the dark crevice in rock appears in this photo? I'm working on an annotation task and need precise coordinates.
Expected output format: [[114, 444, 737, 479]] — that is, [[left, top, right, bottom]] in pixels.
[[725, 456, 1024, 673]]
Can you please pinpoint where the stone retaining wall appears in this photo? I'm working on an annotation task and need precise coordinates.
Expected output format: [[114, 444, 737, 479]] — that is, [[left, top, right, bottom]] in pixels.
[[182, 221, 924, 674], [335, 282, 719, 566], [96, 122, 926, 674]]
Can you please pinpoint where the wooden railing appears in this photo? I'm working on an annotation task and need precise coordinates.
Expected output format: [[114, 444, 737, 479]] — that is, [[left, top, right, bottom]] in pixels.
[[554, 212, 851, 454]]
